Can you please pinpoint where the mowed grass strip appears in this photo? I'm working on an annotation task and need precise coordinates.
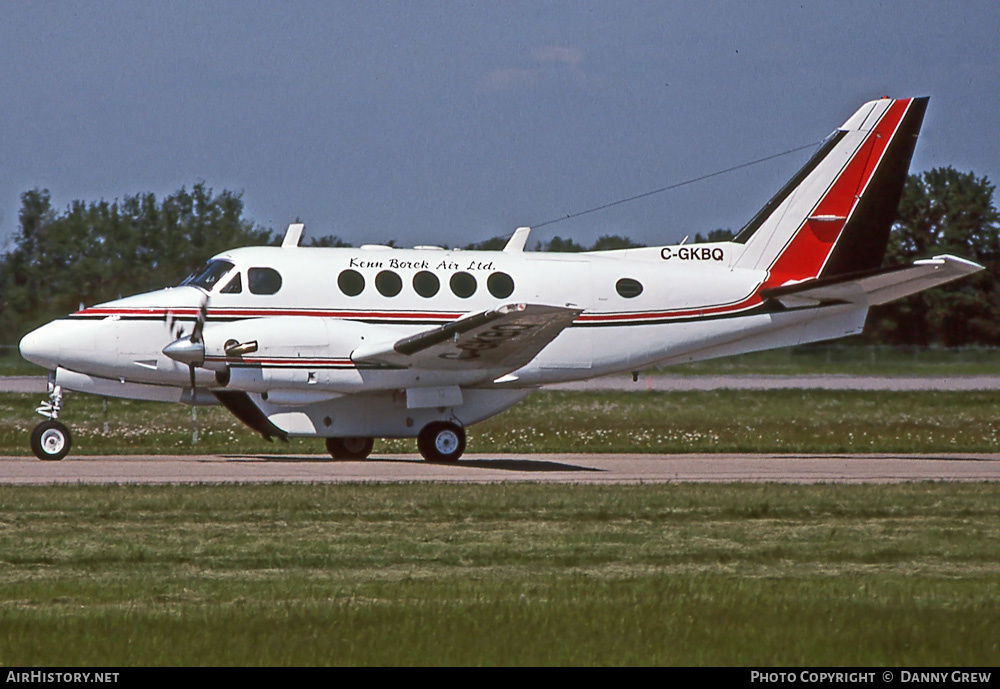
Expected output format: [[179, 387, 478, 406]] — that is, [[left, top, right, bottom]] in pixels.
[[2, 389, 999, 455], [0, 483, 998, 666]]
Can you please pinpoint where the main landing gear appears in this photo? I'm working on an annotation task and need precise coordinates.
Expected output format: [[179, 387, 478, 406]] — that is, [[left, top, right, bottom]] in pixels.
[[30, 382, 72, 461], [323, 422, 467, 463], [417, 421, 466, 463], [326, 436, 375, 460]]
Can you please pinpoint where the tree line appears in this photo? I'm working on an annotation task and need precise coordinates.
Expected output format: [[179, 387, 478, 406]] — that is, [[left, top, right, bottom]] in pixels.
[[1, 167, 996, 347]]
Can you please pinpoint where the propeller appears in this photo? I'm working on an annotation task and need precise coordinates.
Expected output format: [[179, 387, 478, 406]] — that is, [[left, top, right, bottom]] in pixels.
[[165, 309, 186, 340], [162, 295, 209, 395], [191, 298, 208, 346]]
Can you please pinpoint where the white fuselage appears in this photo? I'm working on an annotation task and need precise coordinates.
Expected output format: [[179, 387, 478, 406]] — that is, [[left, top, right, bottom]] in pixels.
[[21, 241, 866, 401]]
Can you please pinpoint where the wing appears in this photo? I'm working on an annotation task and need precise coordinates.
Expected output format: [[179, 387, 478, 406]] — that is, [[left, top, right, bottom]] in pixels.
[[351, 303, 582, 371], [759, 254, 983, 308]]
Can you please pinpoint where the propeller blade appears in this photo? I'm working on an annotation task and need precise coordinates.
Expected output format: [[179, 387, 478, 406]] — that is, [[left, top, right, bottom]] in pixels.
[[191, 296, 208, 344]]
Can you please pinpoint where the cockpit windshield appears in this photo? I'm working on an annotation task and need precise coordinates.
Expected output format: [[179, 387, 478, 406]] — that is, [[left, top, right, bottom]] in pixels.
[[180, 260, 235, 291]]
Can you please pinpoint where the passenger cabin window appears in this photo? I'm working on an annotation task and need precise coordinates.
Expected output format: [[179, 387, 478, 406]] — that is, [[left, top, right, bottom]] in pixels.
[[220, 273, 242, 294], [181, 260, 234, 290], [338, 269, 365, 296], [487, 272, 514, 299], [450, 272, 477, 298], [616, 278, 643, 298], [375, 270, 402, 297], [248, 267, 282, 295], [413, 271, 440, 297]]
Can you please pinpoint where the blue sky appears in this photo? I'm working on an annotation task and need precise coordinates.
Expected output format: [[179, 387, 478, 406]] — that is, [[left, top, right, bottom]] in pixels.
[[2, 1, 998, 251]]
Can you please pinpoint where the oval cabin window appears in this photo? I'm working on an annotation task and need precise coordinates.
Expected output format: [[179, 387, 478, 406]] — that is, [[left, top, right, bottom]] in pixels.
[[615, 278, 643, 298], [338, 269, 365, 296], [413, 270, 440, 298], [375, 270, 403, 297], [450, 272, 477, 298], [487, 272, 515, 299]]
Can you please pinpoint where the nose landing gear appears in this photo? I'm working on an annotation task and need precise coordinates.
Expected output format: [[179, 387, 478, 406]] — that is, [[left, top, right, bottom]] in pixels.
[[30, 380, 72, 461], [30, 419, 72, 461]]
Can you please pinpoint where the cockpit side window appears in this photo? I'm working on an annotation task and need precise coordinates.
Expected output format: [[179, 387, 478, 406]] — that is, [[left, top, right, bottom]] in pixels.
[[180, 260, 235, 290], [220, 273, 242, 294], [248, 267, 283, 295]]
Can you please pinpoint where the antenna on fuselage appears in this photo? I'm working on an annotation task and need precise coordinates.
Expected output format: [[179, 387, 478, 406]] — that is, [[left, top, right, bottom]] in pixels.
[[503, 226, 531, 253], [282, 222, 305, 248]]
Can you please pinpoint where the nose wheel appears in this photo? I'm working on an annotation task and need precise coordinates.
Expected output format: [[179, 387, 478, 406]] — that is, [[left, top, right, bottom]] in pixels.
[[30, 380, 73, 461], [30, 420, 72, 461], [417, 421, 466, 463]]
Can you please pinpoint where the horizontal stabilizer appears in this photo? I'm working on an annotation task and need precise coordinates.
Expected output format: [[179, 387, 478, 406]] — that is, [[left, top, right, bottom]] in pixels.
[[351, 303, 582, 371], [759, 254, 983, 308]]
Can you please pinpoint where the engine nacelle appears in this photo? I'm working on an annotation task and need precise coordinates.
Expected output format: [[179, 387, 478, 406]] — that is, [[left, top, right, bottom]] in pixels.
[[202, 316, 411, 395]]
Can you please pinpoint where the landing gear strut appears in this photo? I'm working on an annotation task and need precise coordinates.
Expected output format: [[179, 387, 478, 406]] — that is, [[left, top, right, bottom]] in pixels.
[[326, 436, 374, 460], [417, 421, 466, 463], [30, 381, 72, 461]]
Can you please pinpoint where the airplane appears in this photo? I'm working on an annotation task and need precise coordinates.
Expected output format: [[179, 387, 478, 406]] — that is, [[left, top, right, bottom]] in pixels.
[[18, 96, 983, 462]]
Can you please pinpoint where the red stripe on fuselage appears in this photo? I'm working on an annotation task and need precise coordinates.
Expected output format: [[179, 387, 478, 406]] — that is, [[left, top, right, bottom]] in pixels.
[[575, 292, 763, 322], [73, 297, 773, 327], [205, 357, 355, 366], [72, 307, 458, 321]]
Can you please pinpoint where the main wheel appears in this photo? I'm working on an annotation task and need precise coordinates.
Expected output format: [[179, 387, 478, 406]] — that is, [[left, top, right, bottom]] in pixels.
[[417, 422, 466, 463], [325, 436, 374, 460], [30, 420, 72, 461]]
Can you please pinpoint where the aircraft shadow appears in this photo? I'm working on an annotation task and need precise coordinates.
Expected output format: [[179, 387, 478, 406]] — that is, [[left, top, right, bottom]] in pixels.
[[438, 458, 603, 472], [218, 455, 603, 472]]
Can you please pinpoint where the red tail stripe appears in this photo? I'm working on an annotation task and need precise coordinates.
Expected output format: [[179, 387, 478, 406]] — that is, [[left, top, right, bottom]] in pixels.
[[765, 98, 911, 286]]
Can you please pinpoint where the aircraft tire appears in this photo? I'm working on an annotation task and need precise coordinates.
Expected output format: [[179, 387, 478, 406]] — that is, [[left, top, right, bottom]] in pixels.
[[417, 422, 466, 463], [325, 436, 374, 460], [30, 420, 72, 461]]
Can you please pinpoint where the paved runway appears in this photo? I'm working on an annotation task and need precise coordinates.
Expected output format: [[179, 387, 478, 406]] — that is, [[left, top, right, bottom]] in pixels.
[[2, 452, 999, 484], [1, 376, 47, 393]]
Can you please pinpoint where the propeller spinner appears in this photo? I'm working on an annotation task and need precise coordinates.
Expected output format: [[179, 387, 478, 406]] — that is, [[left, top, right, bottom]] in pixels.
[[162, 296, 209, 391]]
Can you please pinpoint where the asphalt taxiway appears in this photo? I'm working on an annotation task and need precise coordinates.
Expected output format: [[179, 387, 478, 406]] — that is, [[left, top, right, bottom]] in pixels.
[[2, 452, 999, 484]]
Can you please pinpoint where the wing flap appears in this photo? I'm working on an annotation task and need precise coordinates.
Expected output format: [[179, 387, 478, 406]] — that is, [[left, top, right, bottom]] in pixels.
[[760, 254, 983, 308], [351, 303, 582, 371]]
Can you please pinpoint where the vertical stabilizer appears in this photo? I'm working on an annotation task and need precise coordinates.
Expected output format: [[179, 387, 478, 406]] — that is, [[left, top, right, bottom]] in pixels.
[[733, 97, 928, 287]]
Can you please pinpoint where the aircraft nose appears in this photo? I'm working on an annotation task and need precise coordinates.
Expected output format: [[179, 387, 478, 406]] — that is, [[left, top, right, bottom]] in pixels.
[[19, 322, 62, 370]]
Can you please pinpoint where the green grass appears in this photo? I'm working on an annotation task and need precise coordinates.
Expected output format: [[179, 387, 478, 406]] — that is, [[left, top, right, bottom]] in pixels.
[[2, 389, 999, 456], [0, 483, 998, 665]]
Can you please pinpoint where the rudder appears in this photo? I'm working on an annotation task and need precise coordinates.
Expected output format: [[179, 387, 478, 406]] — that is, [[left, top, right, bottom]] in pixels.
[[732, 97, 928, 288]]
